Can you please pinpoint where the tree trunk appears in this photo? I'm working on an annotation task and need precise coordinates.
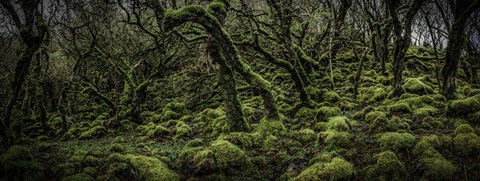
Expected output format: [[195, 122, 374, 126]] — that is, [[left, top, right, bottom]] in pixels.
[[442, 18, 468, 99]]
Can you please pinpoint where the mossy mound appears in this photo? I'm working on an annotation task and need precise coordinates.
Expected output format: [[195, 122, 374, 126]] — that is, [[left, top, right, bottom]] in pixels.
[[323, 91, 341, 103], [318, 131, 353, 149], [365, 111, 387, 123], [315, 116, 351, 132], [62, 173, 95, 181], [293, 129, 317, 145], [402, 78, 433, 95], [388, 102, 412, 114], [317, 106, 341, 119], [293, 157, 355, 181], [184, 140, 251, 174], [377, 132, 416, 152], [173, 121, 192, 139], [1, 145, 45, 180], [218, 132, 261, 149], [420, 156, 457, 180], [455, 124, 474, 135], [255, 117, 286, 136], [79, 126, 107, 139], [413, 106, 438, 119], [453, 132, 480, 157], [366, 151, 406, 180], [448, 95, 480, 117], [106, 153, 179, 181]]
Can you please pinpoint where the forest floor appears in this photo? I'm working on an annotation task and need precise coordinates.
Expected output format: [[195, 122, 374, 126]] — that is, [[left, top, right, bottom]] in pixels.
[[2, 45, 480, 180]]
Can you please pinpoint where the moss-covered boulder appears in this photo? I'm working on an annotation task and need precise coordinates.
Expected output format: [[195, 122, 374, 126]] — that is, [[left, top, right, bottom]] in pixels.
[[453, 132, 480, 157], [448, 96, 480, 117], [402, 78, 433, 95], [190, 140, 250, 173], [377, 132, 416, 151], [1, 145, 44, 180], [388, 102, 412, 114], [420, 156, 457, 180], [107, 153, 179, 181], [79, 126, 107, 139], [318, 131, 353, 148], [366, 151, 406, 180], [293, 157, 355, 181]]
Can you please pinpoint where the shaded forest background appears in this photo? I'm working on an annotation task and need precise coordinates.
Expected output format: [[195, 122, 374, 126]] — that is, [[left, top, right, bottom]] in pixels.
[[1, 0, 480, 180]]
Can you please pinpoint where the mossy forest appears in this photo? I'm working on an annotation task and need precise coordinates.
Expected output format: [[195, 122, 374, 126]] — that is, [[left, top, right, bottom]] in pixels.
[[1, 0, 480, 180]]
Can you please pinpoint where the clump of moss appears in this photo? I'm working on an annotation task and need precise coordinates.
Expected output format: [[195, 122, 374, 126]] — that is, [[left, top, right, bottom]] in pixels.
[[293, 157, 355, 181], [453, 132, 480, 157], [295, 107, 316, 118], [190, 140, 251, 174], [454, 124, 474, 135], [420, 156, 457, 180], [318, 130, 353, 148], [112, 136, 126, 143], [185, 138, 204, 147], [388, 102, 412, 114], [317, 106, 341, 119], [106, 153, 179, 180], [413, 106, 437, 119], [62, 173, 94, 181], [402, 78, 433, 95], [366, 151, 406, 180], [218, 132, 261, 149], [1, 145, 44, 180], [316, 116, 351, 132], [377, 132, 416, 151], [142, 123, 170, 139], [173, 121, 192, 139], [294, 129, 317, 145], [109, 144, 124, 153], [79, 126, 107, 139], [255, 117, 286, 136], [365, 111, 387, 123], [323, 91, 341, 103], [448, 96, 480, 116]]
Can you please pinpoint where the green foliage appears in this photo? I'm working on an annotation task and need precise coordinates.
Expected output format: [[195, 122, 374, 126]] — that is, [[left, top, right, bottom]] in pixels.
[[388, 102, 412, 113], [453, 133, 480, 157], [293, 157, 355, 181], [448, 95, 480, 116]]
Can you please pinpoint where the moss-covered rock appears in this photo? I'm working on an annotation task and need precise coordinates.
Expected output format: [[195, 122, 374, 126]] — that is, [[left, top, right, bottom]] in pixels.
[[413, 106, 438, 119], [448, 96, 480, 116], [218, 132, 261, 149], [62, 173, 94, 181], [127, 155, 180, 181], [323, 91, 341, 103], [79, 126, 107, 139], [366, 151, 406, 180], [294, 129, 317, 144], [293, 157, 355, 181], [190, 140, 250, 173], [388, 102, 412, 114], [365, 111, 387, 123], [377, 132, 416, 151], [174, 121, 192, 139], [318, 131, 353, 148], [420, 156, 457, 180], [295, 107, 316, 118], [453, 133, 480, 157], [454, 124, 474, 135], [1, 145, 44, 180], [255, 117, 286, 136], [402, 78, 433, 95], [317, 106, 341, 119]]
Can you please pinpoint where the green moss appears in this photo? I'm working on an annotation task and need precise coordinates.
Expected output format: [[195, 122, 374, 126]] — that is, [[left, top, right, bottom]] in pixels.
[[174, 121, 192, 139], [326, 116, 351, 132], [295, 107, 316, 118], [318, 131, 353, 148], [127, 155, 180, 181], [112, 136, 126, 143], [2, 145, 44, 180], [368, 116, 389, 134], [218, 132, 261, 149], [255, 117, 286, 136], [146, 125, 170, 139], [191, 140, 250, 173], [453, 133, 480, 157], [323, 91, 341, 103], [388, 102, 412, 113], [79, 126, 107, 139], [109, 144, 124, 153], [295, 129, 317, 144], [448, 96, 480, 116], [365, 111, 387, 123], [413, 106, 437, 118], [317, 106, 341, 119], [421, 156, 457, 180], [161, 110, 180, 122], [293, 157, 355, 181], [455, 124, 474, 135], [377, 132, 416, 151], [62, 173, 94, 181], [366, 151, 406, 180], [402, 78, 433, 95], [185, 138, 204, 147]]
